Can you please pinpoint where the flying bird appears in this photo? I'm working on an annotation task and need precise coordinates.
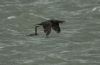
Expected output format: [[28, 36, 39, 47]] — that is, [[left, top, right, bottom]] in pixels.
[[28, 19, 65, 37]]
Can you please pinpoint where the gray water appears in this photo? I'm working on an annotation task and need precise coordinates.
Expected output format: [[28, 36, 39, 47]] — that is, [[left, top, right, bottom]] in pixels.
[[0, 0, 100, 65]]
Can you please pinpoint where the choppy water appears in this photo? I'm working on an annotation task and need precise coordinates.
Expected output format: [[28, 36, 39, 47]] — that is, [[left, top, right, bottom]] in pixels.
[[0, 0, 100, 65]]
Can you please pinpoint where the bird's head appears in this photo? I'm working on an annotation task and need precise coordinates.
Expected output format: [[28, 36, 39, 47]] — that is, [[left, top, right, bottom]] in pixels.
[[57, 20, 65, 24]]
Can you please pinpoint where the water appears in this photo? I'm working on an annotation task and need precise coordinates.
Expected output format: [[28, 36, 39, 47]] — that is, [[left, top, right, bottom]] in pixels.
[[0, 0, 100, 65]]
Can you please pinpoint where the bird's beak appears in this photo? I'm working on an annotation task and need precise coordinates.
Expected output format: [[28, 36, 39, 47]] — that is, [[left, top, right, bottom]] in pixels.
[[60, 21, 65, 24]]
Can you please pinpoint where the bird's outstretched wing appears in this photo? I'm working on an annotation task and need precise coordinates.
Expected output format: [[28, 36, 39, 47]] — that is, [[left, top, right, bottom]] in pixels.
[[52, 23, 61, 33]]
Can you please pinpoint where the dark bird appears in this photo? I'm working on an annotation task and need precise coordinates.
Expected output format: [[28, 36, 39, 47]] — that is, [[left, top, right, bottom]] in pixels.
[[28, 19, 65, 37]]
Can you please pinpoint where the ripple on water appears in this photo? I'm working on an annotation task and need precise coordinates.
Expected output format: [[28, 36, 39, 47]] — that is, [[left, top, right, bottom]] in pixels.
[[7, 16, 16, 19]]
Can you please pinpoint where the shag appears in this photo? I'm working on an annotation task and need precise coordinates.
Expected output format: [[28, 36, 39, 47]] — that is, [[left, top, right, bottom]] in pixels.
[[28, 19, 64, 37]]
